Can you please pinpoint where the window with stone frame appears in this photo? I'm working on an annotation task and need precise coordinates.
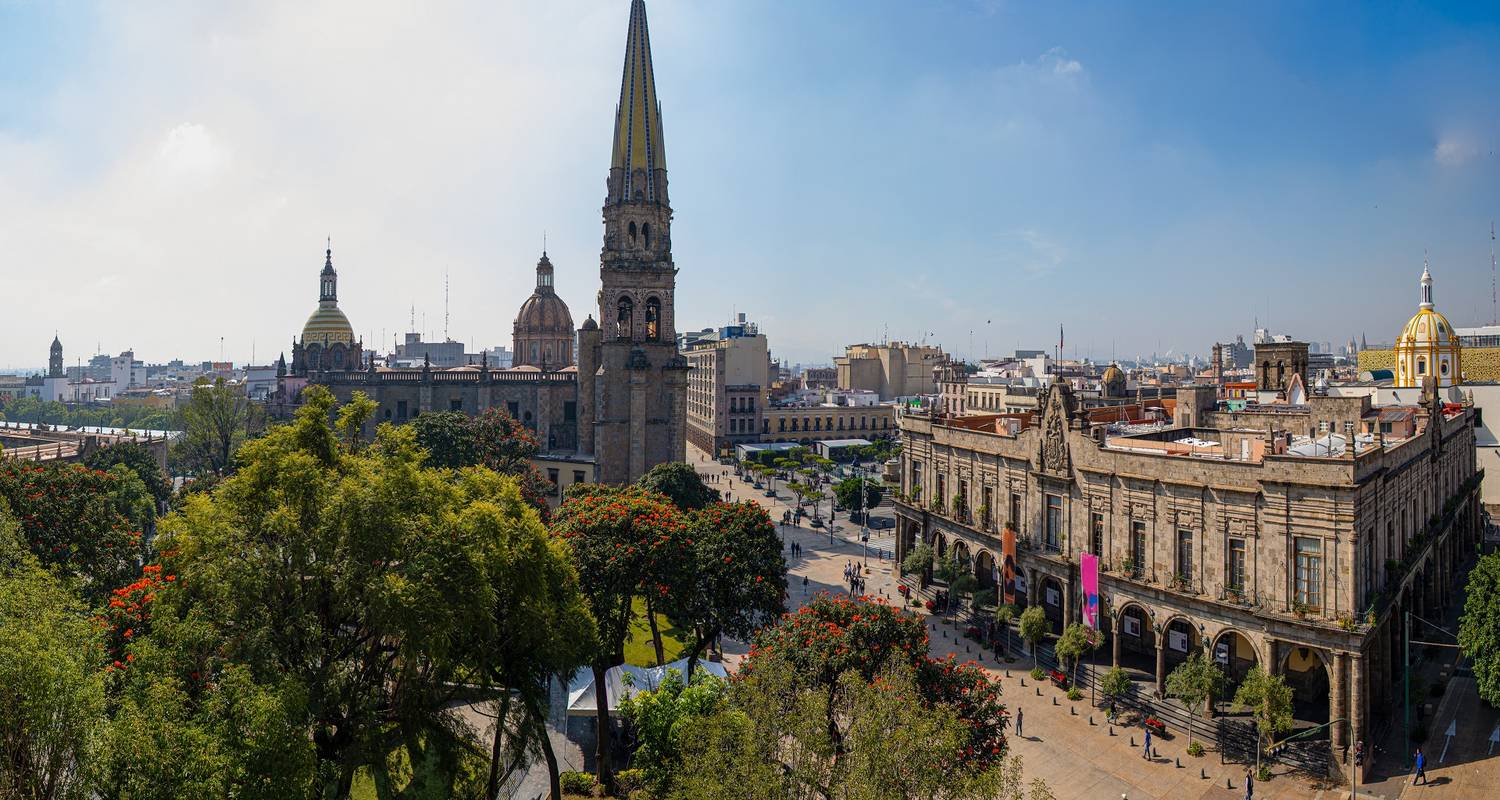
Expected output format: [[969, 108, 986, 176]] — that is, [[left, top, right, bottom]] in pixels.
[[1130, 521, 1146, 577], [1009, 492, 1021, 528], [1227, 537, 1246, 592], [1175, 529, 1193, 586], [1089, 511, 1104, 555], [1293, 537, 1323, 611], [1044, 494, 1062, 552], [982, 486, 994, 529]]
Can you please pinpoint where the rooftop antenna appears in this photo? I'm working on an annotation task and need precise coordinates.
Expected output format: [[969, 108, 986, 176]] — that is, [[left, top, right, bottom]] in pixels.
[[1491, 221, 1496, 325], [444, 269, 450, 341], [410, 305, 415, 332]]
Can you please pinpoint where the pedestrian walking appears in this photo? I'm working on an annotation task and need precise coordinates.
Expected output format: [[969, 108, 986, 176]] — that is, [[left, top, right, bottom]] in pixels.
[[1244, 769, 1253, 800], [1414, 747, 1426, 785], [1016, 707, 1023, 736], [1143, 729, 1152, 760]]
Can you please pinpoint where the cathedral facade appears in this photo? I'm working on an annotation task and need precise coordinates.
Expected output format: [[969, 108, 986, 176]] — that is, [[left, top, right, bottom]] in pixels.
[[274, 0, 686, 486]]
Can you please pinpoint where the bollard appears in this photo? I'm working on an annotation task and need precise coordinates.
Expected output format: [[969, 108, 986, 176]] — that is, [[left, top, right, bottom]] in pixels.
[[1200, 767, 1205, 780], [1108, 725, 1114, 736], [1019, 677, 1025, 686], [1153, 748, 1158, 759], [1226, 778, 1232, 790], [1035, 686, 1040, 696], [1130, 735, 1135, 747], [1174, 756, 1180, 768], [1006, 669, 1011, 678], [1052, 696, 1057, 706], [1088, 715, 1093, 726], [1070, 706, 1075, 716]]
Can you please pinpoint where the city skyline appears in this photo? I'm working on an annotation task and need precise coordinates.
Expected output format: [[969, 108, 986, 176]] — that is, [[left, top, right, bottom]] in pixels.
[[3, 1, 1499, 368]]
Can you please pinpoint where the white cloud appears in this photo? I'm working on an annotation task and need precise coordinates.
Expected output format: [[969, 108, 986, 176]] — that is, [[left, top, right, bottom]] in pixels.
[[1433, 133, 1478, 167], [998, 228, 1068, 276], [157, 123, 227, 176]]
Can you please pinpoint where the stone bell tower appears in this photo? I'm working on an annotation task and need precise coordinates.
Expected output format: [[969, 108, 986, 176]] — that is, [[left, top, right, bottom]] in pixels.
[[587, 0, 688, 483]]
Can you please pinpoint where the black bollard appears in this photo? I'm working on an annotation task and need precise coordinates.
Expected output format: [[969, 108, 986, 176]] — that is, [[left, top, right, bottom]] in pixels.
[[1088, 715, 1093, 726], [1200, 768, 1206, 780], [1019, 677, 1025, 686], [1035, 686, 1041, 696], [1070, 706, 1075, 716], [1051, 696, 1057, 706], [1130, 735, 1135, 747], [1226, 778, 1232, 790], [1108, 725, 1114, 736], [1175, 756, 1180, 768]]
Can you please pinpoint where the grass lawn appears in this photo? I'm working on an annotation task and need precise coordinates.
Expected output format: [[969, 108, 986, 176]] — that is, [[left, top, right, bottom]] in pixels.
[[622, 596, 688, 667]]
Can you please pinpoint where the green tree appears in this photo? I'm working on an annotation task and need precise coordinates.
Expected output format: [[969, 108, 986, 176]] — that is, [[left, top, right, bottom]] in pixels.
[[670, 502, 786, 676], [550, 487, 690, 794], [84, 440, 172, 506], [1232, 666, 1293, 770], [1100, 666, 1132, 709], [1019, 606, 1050, 669], [1460, 551, 1500, 705], [409, 410, 476, 468], [0, 510, 105, 800], [175, 376, 259, 476], [637, 461, 719, 512], [104, 386, 577, 799], [674, 654, 1032, 800], [1164, 651, 1225, 747], [994, 604, 1016, 655], [902, 542, 934, 580], [1054, 623, 1102, 689], [618, 669, 729, 798], [834, 477, 883, 517]]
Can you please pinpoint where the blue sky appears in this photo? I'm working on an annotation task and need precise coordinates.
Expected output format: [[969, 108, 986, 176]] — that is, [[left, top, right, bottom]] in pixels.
[[1, 1, 1498, 369]]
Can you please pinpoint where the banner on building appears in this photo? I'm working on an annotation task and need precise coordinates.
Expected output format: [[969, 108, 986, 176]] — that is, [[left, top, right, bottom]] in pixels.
[[1123, 615, 1139, 637], [1168, 629, 1188, 653], [1080, 552, 1100, 629], [1001, 526, 1017, 606], [1215, 640, 1230, 666]]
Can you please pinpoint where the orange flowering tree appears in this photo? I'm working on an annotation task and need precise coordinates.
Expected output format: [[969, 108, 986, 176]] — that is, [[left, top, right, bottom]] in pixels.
[[746, 593, 1008, 770], [0, 460, 144, 602], [549, 486, 692, 793], [670, 501, 785, 673]]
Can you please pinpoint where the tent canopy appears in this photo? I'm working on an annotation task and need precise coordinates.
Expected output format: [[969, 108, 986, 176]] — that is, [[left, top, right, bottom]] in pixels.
[[565, 658, 729, 717]]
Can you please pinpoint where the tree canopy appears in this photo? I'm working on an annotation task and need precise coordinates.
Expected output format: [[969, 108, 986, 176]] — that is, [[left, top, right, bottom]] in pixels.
[[409, 406, 553, 517], [98, 385, 592, 799], [636, 461, 719, 512], [833, 476, 883, 513], [1460, 552, 1500, 706], [174, 376, 260, 477]]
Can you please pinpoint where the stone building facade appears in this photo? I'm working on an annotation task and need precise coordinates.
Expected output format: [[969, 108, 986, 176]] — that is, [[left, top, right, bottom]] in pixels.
[[1254, 340, 1309, 392], [893, 379, 1481, 780], [835, 341, 945, 400]]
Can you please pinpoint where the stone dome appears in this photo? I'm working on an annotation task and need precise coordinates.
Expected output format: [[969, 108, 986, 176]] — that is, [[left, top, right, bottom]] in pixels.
[[514, 253, 574, 335]]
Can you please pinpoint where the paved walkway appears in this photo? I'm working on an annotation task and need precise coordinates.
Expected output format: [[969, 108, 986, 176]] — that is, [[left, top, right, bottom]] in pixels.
[[691, 446, 1363, 800]]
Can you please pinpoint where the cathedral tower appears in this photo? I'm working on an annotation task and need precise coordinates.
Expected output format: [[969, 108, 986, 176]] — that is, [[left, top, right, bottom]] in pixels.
[[587, 0, 688, 483], [48, 335, 63, 378]]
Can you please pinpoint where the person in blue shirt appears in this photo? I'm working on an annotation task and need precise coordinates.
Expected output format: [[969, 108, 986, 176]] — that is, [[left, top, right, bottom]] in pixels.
[[1414, 746, 1427, 785]]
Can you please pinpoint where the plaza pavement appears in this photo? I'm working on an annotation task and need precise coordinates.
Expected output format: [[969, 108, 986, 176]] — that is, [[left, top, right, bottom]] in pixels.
[[690, 446, 1404, 800]]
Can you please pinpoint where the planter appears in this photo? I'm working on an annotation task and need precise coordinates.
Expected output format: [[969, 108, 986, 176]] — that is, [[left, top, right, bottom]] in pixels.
[[1142, 717, 1168, 737], [1048, 669, 1070, 689]]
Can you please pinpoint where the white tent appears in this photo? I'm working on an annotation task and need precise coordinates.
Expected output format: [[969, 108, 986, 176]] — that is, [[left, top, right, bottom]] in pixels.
[[565, 659, 729, 718]]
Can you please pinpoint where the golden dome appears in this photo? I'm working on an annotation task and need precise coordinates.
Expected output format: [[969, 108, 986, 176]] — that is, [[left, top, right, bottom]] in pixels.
[[1394, 263, 1461, 388], [302, 304, 356, 345]]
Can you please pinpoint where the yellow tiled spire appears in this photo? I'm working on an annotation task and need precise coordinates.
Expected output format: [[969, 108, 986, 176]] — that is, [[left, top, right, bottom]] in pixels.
[[610, 0, 666, 204]]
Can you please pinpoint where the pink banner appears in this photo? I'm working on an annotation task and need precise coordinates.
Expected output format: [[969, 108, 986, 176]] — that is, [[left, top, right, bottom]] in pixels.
[[1080, 552, 1100, 629]]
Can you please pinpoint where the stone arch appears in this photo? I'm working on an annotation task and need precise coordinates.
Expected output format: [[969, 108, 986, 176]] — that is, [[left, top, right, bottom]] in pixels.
[[628, 220, 637, 246], [975, 550, 996, 589], [1210, 628, 1260, 688], [1160, 614, 1202, 672], [1114, 601, 1156, 677], [933, 531, 947, 558], [1039, 574, 1065, 633], [642, 222, 651, 249], [616, 295, 634, 339], [645, 296, 661, 341], [1280, 644, 1331, 724], [951, 540, 972, 573]]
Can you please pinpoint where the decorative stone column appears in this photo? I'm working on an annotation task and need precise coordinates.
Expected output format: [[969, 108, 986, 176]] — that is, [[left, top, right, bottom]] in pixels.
[[1350, 652, 1366, 782], [1154, 633, 1167, 697], [1265, 637, 1281, 676], [1330, 651, 1347, 751], [1112, 613, 1122, 668]]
